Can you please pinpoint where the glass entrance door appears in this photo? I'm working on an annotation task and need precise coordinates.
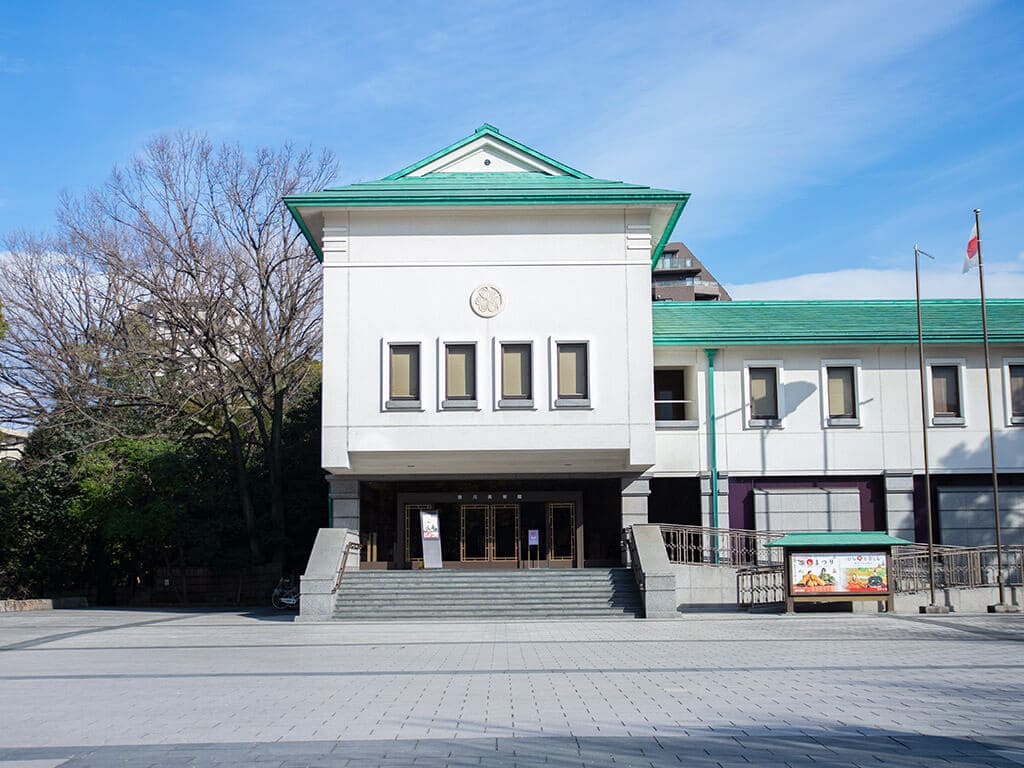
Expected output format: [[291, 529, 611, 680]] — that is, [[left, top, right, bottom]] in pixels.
[[547, 502, 576, 563], [459, 504, 520, 563], [402, 499, 577, 568]]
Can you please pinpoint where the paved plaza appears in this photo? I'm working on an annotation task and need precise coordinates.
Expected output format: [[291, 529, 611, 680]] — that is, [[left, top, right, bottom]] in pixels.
[[0, 609, 1022, 767]]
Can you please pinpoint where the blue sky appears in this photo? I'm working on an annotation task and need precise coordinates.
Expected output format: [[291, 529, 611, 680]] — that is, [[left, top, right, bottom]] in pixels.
[[1, 0, 1022, 298]]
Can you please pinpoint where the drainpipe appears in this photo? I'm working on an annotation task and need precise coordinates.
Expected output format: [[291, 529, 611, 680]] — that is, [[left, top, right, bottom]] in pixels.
[[704, 348, 720, 561]]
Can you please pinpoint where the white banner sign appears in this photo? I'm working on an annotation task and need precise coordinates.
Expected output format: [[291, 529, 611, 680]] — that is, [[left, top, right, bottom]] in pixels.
[[420, 511, 443, 569]]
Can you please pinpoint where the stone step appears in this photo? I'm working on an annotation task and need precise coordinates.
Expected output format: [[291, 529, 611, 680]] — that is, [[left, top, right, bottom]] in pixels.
[[331, 567, 643, 621], [341, 571, 634, 579], [336, 600, 641, 609]]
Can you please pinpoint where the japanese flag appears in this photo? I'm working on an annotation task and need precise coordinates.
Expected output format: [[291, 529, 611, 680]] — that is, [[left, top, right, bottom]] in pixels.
[[963, 222, 979, 273]]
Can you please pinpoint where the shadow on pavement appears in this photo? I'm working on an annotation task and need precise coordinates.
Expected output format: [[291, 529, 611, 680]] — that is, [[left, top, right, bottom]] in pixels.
[[1, 727, 1019, 767]]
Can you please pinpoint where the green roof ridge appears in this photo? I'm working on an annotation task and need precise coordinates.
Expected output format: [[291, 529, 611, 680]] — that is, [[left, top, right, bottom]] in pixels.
[[381, 124, 592, 180]]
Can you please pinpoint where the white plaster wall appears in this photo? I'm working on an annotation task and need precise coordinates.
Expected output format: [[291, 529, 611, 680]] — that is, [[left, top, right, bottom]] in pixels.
[[652, 343, 1024, 478], [321, 208, 655, 475]]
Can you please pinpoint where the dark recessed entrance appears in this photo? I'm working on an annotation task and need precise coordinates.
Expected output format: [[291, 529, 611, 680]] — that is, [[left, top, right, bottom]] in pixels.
[[399, 492, 582, 569]]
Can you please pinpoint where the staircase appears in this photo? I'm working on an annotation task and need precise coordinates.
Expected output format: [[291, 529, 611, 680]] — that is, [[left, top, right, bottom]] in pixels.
[[332, 568, 643, 620]]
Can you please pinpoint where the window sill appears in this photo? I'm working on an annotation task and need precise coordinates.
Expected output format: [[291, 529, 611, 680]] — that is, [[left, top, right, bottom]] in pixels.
[[1010, 416, 1024, 426], [931, 416, 965, 427], [441, 400, 478, 410], [498, 399, 534, 409], [748, 418, 781, 428], [826, 417, 860, 428], [656, 420, 699, 430], [385, 400, 422, 411], [555, 398, 591, 409]]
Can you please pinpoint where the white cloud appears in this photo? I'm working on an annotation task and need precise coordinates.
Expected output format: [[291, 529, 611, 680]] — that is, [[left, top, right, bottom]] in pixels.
[[728, 258, 1024, 300], [572, 1, 985, 240], [0, 55, 25, 75]]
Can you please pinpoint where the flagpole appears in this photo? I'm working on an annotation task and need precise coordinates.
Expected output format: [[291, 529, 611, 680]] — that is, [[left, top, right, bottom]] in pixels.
[[974, 210, 1010, 611], [914, 246, 943, 612]]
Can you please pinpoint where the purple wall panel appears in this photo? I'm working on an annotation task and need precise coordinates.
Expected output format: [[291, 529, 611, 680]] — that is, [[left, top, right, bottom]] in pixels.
[[726, 475, 886, 532]]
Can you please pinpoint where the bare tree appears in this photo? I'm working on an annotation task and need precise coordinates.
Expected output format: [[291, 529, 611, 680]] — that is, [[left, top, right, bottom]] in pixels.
[[0, 134, 337, 563]]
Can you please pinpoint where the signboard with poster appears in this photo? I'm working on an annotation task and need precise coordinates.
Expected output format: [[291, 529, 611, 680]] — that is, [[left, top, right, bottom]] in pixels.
[[789, 552, 888, 595], [768, 531, 911, 613], [420, 510, 442, 569]]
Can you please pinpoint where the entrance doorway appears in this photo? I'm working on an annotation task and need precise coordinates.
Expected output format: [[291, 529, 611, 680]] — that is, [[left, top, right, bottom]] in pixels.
[[460, 504, 520, 562], [519, 502, 576, 568], [400, 494, 581, 569]]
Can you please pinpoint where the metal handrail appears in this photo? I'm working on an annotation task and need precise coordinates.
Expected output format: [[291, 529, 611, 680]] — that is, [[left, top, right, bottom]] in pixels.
[[660, 524, 785, 567], [622, 527, 644, 592], [332, 541, 362, 594], [736, 564, 786, 607], [892, 544, 1024, 593]]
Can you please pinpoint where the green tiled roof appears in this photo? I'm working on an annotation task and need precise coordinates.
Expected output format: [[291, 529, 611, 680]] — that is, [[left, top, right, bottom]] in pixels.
[[767, 532, 912, 548], [285, 125, 689, 263], [653, 299, 1024, 346], [289, 172, 689, 206]]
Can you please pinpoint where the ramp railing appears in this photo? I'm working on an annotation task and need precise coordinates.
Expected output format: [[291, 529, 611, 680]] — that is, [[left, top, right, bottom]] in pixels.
[[891, 544, 1024, 592], [660, 524, 784, 567]]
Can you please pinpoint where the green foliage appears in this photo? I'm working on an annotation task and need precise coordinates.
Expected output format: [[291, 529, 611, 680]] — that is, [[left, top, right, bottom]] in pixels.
[[0, 382, 324, 601]]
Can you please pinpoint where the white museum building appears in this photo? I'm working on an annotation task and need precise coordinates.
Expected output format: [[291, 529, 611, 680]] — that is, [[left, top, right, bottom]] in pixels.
[[286, 125, 1024, 585]]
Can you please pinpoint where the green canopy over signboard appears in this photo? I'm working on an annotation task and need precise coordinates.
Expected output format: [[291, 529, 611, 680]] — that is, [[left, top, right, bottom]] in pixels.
[[767, 531, 912, 548]]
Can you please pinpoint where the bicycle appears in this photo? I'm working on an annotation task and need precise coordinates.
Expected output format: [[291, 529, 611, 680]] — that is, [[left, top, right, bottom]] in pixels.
[[271, 576, 300, 610]]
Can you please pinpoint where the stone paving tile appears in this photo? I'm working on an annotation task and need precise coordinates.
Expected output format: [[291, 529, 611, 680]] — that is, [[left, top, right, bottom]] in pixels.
[[1, 610, 1023, 766]]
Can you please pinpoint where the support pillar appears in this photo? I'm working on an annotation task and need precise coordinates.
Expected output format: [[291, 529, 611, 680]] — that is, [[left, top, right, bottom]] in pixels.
[[884, 471, 916, 543], [621, 476, 651, 567], [328, 476, 360, 568], [621, 476, 651, 529]]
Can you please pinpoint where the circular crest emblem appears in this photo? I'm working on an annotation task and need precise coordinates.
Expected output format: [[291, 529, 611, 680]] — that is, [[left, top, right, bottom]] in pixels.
[[470, 284, 503, 318]]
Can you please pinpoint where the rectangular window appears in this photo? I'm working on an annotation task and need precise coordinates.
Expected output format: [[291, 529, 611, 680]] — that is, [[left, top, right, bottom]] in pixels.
[[556, 342, 589, 404], [387, 344, 419, 407], [654, 369, 687, 421], [749, 366, 779, 421], [931, 364, 962, 419], [444, 344, 476, 406], [826, 366, 857, 420], [500, 343, 532, 406], [1009, 364, 1024, 422]]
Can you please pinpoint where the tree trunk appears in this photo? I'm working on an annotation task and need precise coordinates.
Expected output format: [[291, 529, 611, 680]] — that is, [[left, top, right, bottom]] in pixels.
[[267, 389, 287, 566], [225, 411, 262, 564]]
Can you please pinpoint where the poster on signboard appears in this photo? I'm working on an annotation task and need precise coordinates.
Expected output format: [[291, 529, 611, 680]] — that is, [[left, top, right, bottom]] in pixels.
[[420, 511, 443, 569], [789, 552, 888, 594], [528, 529, 539, 547]]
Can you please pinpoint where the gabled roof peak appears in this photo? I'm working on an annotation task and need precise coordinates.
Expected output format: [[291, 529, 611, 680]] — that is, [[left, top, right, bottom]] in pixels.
[[383, 124, 591, 181]]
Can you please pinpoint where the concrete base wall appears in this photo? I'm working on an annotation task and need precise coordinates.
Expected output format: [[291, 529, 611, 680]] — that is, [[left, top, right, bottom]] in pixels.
[[0, 597, 88, 612], [672, 563, 739, 611], [299, 527, 360, 622], [857, 586, 1023, 613], [629, 523, 675, 618]]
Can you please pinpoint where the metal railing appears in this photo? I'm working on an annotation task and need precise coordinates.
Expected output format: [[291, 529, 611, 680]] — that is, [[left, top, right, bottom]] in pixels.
[[737, 565, 786, 607], [660, 524, 785, 567], [622, 527, 644, 593], [331, 541, 363, 594], [735, 544, 1024, 608], [891, 544, 1024, 592]]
